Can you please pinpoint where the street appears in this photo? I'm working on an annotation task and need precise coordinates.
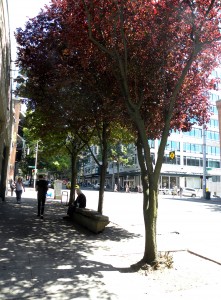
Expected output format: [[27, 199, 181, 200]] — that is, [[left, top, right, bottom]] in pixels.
[[23, 188, 221, 264], [78, 189, 221, 263]]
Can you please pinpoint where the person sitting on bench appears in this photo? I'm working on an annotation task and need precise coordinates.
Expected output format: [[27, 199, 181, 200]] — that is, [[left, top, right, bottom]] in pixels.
[[63, 185, 86, 219]]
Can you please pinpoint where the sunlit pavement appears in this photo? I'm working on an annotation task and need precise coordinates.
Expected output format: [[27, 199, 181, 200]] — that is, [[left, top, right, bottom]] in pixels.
[[69, 188, 221, 264], [0, 188, 221, 299]]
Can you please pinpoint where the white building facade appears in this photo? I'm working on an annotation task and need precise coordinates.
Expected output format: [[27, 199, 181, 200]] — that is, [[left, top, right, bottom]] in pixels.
[[82, 71, 221, 196]]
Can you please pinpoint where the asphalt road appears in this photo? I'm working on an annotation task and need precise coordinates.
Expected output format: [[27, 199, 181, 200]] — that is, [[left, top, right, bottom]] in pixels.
[[79, 189, 221, 264], [23, 188, 221, 264]]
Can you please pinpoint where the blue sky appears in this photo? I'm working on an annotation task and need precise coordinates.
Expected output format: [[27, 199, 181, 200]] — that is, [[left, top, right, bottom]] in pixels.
[[8, 0, 52, 97], [8, 0, 51, 61]]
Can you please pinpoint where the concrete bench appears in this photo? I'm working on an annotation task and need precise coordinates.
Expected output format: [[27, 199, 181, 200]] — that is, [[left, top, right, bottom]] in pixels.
[[72, 208, 109, 233]]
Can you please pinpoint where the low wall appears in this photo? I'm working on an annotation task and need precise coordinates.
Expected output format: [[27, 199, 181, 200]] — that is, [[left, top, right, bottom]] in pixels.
[[73, 208, 109, 234]]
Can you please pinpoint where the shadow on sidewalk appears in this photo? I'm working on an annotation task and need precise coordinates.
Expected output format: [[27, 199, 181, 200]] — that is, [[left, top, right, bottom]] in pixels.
[[0, 196, 142, 299]]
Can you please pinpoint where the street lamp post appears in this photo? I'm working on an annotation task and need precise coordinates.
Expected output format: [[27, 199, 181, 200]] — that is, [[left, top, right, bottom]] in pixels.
[[202, 125, 207, 198], [112, 160, 118, 191], [112, 162, 115, 191], [33, 141, 39, 189]]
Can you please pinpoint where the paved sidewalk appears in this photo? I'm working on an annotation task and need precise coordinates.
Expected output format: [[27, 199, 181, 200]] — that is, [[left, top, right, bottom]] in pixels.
[[0, 191, 221, 299]]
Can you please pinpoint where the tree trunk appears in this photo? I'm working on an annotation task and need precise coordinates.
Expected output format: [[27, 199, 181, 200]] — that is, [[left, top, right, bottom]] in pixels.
[[69, 152, 78, 205], [142, 188, 158, 263], [97, 122, 109, 213], [137, 137, 158, 264], [98, 163, 107, 213]]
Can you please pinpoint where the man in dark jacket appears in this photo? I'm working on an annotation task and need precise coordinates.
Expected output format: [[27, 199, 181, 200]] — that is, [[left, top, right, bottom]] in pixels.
[[74, 185, 86, 208], [63, 185, 86, 219], [36, 175, 48, 219]]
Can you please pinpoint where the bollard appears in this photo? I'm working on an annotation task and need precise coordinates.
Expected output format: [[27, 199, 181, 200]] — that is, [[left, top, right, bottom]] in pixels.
[[206, 191, 211, 200], [61, 191, 69, 205]]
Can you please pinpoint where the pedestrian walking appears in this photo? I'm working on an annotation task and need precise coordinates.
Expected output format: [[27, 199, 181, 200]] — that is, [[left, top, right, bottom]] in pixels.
[[36, 175, 48, 219], [125, 183, 129, 193], [15, 177, 25, 203], [172, 185, 178, 197], [9, 178, 15, 196]]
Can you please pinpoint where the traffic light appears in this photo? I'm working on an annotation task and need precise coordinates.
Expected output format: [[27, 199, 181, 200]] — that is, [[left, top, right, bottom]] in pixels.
[[169, 151, 175, 160]]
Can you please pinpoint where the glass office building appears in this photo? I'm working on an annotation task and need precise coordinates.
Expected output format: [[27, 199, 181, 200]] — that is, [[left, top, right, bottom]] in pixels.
[[83, 69, 221, 196]]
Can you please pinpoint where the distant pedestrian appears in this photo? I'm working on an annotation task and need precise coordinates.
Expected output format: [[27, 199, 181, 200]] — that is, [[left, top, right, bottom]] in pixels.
[[179, 187, 183, 197], [114, 184, 118, 192], [172, 185, 178, 197], [9, 178, 15, 196], [15, 177, 25, 203], [125, 183, 129, 193], [36, 175, 48, 219]]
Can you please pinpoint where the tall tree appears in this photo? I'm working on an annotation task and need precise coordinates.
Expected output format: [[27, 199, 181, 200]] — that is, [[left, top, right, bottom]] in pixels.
[[56, 0, 221, 266], [15, 4, 129, 213]]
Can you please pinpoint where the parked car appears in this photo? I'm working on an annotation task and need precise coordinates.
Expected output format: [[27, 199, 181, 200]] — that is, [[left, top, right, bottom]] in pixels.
[[159, 188, 172, 195], [23, 180, 31, 187], [179, 187, 197, 197], [93, 183, 106, 190]]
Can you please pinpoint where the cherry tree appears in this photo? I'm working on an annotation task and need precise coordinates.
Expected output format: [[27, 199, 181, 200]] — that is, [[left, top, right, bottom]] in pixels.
[[15, 5, 128, 212], [55, 0, 221, 266], [16, 0, 221, 266]]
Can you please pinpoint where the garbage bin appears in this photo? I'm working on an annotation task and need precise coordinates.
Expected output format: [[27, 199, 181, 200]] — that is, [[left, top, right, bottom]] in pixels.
[[206, 191, 211, 200]]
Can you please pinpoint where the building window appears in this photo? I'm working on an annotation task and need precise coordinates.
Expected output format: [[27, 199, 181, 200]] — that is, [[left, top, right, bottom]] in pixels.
[[210, 105, 218, 115], [183, 143, 202, 153], [184, 156, 200, 166], [208, 159, 220, 168], [209, 119, 219, 128], [170, 129, 180, 135], [210, 92, 220, 103], [212, 176, 221, 182], [207, 146, 220, 156], [163, 155, 180, 165], [148, 140, 155, 148], [206, 130, 219, 141], [164, 141, 180, 151], [183, 128, 202, 138], [184, 157, 220, 168]]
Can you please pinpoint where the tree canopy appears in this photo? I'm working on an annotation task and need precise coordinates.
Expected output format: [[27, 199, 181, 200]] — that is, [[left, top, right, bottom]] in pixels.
[[15, 0, 221, 267]]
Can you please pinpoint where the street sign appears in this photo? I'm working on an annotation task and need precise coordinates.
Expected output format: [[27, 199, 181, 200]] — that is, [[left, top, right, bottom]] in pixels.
[[28, 166, 35, 168], [169, 151, 175, 160]]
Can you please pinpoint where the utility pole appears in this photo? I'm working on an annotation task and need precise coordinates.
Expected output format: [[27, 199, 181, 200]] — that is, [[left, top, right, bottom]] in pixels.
[[202, 125, 207, 198], [33, 141, 39, 189], [112, 162, 115, 191]]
